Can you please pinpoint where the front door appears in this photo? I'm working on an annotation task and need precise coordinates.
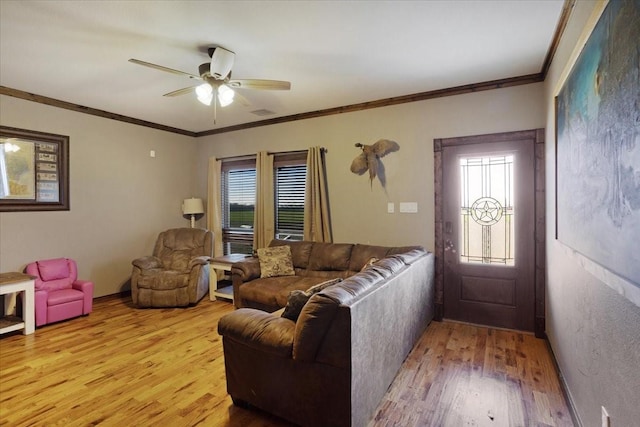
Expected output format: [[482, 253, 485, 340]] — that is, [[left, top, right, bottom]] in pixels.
[[442, 133, 535, 331]]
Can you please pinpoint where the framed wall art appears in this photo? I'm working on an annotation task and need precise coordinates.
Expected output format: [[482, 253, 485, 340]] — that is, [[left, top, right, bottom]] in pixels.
[[0, 126, 70, 212], [555, 0, 639, 287]]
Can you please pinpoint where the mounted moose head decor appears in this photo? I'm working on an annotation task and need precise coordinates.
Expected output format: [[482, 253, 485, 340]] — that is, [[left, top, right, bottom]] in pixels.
[[350, 139, 400, 188]]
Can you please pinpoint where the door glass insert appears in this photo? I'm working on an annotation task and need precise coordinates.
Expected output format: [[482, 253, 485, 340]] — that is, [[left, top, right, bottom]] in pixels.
[[459, 155, 514, 265]]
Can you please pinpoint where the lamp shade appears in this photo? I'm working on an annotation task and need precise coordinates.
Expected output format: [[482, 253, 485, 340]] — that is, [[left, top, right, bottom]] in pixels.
[[182, 198, 204, 215]]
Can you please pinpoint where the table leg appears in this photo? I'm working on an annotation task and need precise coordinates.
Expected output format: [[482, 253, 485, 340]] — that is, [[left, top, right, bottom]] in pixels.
[[209, 265, 217, 301], [23, 286, 35, 334]]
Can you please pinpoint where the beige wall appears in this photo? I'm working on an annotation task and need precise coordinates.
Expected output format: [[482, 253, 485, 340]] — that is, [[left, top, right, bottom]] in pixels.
[[543, 2, 640, 426], [0, 96, 198, 297], [195, 83, 545, 251]]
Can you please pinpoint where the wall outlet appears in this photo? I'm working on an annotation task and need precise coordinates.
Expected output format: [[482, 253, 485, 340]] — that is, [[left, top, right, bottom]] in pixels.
[[601, 406, 610, 427], [387, 202, 395, 213], [150, 150, 156, 158]]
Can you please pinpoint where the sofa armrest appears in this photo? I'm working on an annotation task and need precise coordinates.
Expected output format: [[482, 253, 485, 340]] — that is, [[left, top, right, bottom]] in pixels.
[[132, 256, 163, 270], [189, 255, 212, 269], [231, 258, 261, 282], [218, 308, 295, 358], [72, 280, 94, 314], [231, 258, 262, 308]]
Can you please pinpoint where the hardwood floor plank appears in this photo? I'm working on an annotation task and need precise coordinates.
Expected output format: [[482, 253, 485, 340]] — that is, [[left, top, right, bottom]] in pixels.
[[0, 295, 573, 426], [374, 321, 574, 427]]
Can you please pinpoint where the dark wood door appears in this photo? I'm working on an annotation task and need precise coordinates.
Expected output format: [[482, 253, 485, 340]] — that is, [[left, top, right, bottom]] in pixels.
[[442, 135, 535, 331]]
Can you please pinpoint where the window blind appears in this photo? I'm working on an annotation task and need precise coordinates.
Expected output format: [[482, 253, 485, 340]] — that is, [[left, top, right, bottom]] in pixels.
[[221, 162, 256, 255], [275, 164, 306, 241]]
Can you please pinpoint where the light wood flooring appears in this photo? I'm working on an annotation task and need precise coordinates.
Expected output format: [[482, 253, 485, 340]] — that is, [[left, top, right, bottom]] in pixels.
[[0, 295, 574, 427]]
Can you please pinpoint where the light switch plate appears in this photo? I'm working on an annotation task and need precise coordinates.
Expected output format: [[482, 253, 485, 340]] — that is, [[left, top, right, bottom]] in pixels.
[[399, 202, 418, 213], [387, 202, 395, 213]]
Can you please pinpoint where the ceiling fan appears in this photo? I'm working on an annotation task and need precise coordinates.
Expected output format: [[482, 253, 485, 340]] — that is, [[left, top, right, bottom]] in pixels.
[[129, 46, 291, 123]]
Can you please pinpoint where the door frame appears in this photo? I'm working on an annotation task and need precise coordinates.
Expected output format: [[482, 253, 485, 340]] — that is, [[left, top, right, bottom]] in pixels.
[[434, 129, 546, 337]]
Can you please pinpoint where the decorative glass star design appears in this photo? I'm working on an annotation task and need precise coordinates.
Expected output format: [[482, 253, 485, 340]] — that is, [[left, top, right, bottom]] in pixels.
[[470, 197, 503, 226]]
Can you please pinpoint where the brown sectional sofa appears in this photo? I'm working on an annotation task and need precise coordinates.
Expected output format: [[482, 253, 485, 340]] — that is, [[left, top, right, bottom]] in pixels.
[[230, 239, 423, 311], [218, 240, 435, 427]]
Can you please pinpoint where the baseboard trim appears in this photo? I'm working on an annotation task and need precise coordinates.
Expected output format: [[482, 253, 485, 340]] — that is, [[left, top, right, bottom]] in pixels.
[[544, 339, 583, 427], [434, 303, 444, 321], [535, 316, 546, 339], [93, 290, 131, 302]]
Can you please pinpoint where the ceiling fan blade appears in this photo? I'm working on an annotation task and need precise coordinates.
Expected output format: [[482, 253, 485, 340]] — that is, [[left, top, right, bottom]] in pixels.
[[163, 86, 197, 97], [231, 90, 252, 107], [227, 79, 291, 90], [128, 59, 201, 80]]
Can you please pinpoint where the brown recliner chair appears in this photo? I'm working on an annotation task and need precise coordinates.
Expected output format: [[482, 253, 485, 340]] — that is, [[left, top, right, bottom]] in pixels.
[[131, 228, 213, 307]]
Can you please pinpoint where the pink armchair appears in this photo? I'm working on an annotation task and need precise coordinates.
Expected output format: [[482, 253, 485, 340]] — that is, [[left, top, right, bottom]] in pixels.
[[25, 258, 93, 327]]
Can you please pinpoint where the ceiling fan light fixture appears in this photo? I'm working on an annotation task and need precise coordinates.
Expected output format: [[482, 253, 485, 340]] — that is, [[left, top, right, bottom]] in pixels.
[[210, 47, 235, 80], [196, 83, 213, 105], [218, 85, 235, 107]]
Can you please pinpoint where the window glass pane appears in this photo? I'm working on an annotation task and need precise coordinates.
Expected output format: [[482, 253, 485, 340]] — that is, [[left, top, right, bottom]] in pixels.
[[222, 166, 256, 255], [275, 165, 306, 241], [459, 155, 514, 265], [226, 168, 256, 228]]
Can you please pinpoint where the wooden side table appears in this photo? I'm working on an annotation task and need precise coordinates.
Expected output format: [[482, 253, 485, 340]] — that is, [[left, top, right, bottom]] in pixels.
[[0, 272, 35, 335], [209, 254, 251, 302]]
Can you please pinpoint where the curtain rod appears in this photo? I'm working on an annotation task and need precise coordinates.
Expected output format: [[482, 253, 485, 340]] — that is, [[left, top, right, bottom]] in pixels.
[[215, 147, 327, 161]]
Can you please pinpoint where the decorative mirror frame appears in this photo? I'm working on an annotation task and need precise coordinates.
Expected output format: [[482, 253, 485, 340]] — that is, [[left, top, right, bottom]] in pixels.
[[0, 126, 70, 212]]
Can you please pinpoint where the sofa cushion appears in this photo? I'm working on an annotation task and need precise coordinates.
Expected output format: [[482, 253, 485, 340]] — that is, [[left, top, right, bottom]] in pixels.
[[298, 270, 351, 280], [37, 258, 70, 281], [269, 240, 314, 269], [47, 288, 84, 306], [307, 243, 354, 271], [389, 249, 427, 265], [156, 228, 212, 271], [165, 250, 191, 271], [374, 257, 407, 274], [258, 245, 295, 278], [281, 278, 342, 321], [218, 308, 295, 357], [239, 276, 327, 309], [293, 293, 340, 362], [136, 270, 189, 290], [321, 269, 385, 305]]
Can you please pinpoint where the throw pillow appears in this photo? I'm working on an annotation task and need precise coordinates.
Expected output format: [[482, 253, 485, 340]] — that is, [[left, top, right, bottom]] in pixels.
[[281, 290, 309, 321], [37, 258, 70, 281], [360, 257, 380, 271], [281, 278, 342, 321], [257, 245, 295, 278]]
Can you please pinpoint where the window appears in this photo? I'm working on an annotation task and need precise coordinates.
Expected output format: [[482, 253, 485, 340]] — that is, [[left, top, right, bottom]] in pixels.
[[221, 152, 306, 255], [275, 163, 306, 241], [459, 155, 514, 265], [222, 159, 256, 255]]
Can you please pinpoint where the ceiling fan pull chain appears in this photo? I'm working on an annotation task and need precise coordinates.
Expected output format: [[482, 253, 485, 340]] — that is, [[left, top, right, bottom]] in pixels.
[[213, 91, 217, 124]]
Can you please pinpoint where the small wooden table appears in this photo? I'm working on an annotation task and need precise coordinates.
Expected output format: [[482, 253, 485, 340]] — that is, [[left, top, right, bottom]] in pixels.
[[209, 254, 251, 302], [0, 272, 36, 335]]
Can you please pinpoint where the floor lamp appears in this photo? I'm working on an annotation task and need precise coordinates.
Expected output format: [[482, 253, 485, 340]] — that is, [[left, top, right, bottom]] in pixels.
[[182, 198, 204, 228]]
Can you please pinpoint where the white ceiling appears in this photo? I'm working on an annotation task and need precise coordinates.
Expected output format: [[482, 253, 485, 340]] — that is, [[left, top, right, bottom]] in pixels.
[[0, 0, 565, 134]]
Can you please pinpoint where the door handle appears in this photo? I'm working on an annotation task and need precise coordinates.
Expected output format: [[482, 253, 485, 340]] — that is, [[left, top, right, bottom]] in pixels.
[[444, 221, 456, 255]]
